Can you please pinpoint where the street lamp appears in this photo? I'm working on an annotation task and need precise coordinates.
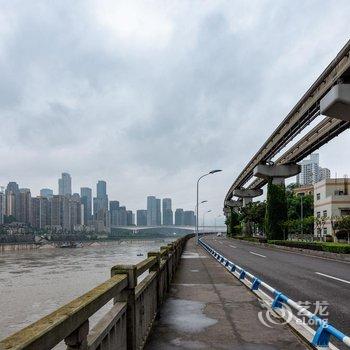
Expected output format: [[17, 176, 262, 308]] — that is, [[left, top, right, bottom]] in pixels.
[[196, 170, 222, 244], [202, 210, 212, 232]]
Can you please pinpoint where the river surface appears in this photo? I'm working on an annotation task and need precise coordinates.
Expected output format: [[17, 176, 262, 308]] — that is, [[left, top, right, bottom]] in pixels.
[[0, 239, 174, 340]]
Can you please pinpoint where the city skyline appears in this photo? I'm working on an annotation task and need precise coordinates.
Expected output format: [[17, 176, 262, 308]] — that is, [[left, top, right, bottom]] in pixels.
[[0, 172, 202, 228], [1, 2, 350, 228]]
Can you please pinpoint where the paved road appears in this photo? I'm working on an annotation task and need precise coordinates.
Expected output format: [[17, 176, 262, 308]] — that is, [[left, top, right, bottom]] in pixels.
[[202, 236, 350, 345]]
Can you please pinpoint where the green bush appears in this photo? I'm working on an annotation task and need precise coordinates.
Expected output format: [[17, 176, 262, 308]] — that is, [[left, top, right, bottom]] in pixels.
[[234, 236, 260, 243], [268, 240, 350, 254]]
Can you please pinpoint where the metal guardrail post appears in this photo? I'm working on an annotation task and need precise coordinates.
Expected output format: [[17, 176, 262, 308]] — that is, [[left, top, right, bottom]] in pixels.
[[65, 320, 89, 350], [111, 264, 137, 350]]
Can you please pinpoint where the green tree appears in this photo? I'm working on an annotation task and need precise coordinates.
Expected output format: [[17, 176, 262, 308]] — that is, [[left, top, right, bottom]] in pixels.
[[286, 187, 313, 220], [239, 201, 266, 236], [265, 180, 287, 240], [226, 208, 240, 237]]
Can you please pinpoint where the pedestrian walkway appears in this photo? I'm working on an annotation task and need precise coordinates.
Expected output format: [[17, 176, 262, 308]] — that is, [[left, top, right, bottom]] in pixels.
[[145, 238, 306, 350]]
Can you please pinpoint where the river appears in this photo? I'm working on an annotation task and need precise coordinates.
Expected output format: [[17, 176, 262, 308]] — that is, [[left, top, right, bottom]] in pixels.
[[0, 238, 174, 340]]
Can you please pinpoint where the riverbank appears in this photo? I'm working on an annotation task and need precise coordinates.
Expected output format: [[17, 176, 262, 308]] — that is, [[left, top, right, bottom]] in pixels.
[[0, 237, 174, 252]]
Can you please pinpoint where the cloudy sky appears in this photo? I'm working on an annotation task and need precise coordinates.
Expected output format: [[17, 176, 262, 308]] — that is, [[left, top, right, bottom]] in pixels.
[[1, 0, 350, 225]]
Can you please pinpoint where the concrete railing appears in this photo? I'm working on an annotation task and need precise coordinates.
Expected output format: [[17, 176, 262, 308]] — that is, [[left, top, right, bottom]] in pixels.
[[199, 238, 350, 349], [0, 234, 193, 350]]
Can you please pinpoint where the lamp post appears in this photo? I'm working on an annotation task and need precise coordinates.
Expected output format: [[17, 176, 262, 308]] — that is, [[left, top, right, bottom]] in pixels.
[[196, 170, 222, 244], [202, 210, 211, 232]]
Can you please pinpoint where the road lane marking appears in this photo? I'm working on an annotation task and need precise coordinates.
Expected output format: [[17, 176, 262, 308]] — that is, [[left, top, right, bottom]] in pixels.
[[249, 251, 266, 258], [315, 272, 350, 285], [229, 245, 237, 248]]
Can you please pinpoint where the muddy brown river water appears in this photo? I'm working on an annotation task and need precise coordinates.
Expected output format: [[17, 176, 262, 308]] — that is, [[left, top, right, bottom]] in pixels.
[[0, 239, 174, 340]]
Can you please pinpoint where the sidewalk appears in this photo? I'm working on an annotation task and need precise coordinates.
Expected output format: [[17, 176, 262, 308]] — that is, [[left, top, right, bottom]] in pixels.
[[145, 238, 306, 350]]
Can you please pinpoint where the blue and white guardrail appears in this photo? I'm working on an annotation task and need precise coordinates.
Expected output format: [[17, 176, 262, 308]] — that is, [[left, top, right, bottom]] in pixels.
[[199, 238, 350, 349]]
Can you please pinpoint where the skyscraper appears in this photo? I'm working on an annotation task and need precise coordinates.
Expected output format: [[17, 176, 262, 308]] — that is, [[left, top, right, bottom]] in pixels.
[[30, 197, 51, 229], [156, 198, 161, 225], [175, 208, 184, 226], [40, 188, 53, 199], [6, 182, 20, 220], [80, 187, 92, 225], [147, 196, 158, 226], [58, 173, 72, 196], [126, 210, 133, 226], [162, 198, 173, 225], [0, 187, 5, 225], [297, 154, 331, 185], [51, 195, 70, 230], [110, 201, 119, 226], [18, 188, 31, 224], [93, 180, 108, 218], [137, 210, 147, 226], [69, 196, 82, 230], [183, 210, 196, 226], [117, 206, 127, 226]]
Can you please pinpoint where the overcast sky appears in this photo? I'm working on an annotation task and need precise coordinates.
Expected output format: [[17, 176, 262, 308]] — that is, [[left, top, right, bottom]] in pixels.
[[0, 0, 350, 225]]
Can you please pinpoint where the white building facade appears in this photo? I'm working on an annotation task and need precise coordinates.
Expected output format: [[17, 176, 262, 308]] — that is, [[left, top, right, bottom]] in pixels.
[[314, 178, 350, 238]]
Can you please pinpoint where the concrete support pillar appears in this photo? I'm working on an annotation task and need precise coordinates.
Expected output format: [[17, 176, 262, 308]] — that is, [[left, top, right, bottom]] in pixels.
[[232, 188, 263, 236], [253, 164, 300, 240], [225, 199, 242, 208], [242, 197, 252, 207], [253, 164, 301, 184]]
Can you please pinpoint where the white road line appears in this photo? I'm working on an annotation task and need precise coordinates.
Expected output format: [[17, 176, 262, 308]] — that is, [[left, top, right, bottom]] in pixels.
[[249, 251, 266, 258], [315, 272, 350, 285], [229, 245, 237, 248]]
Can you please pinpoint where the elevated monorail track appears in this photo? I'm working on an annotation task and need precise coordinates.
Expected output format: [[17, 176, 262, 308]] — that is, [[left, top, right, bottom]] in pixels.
[[225, 39, 350, 202]]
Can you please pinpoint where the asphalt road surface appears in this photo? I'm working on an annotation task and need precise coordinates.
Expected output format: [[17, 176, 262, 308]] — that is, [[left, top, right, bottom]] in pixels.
[[202, 236, 350, 345]]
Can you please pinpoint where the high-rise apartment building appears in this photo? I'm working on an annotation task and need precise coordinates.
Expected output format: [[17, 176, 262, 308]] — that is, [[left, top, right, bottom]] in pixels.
[[117, 206, 127, 226], [6, 182, 20, 219], [93, 180, 108, 219], [58, 173, 72, 196], [69, 196, 82, 230], [40, 188, 53, 199], [297, 154, 331, 185], [30, 197, 51, 229], [137, 210, 147, 226], [162, 198, 173, 225], [110, 201, 120, 226], [80, 187, 92, 225], [126, 210, 133, 226], [147, 196, 157, 226], [175, 208, 184, 226], [51, 195, 70, 230], [18, 188, 31, 224], [0, 187, 5, 225], [183, 210, 196, 226]]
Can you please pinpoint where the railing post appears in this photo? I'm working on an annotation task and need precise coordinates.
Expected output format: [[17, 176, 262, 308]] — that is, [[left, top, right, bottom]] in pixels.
[[65, 320, 89, 350], [148, 252, 161, 309], [111, 264, 137, 350]]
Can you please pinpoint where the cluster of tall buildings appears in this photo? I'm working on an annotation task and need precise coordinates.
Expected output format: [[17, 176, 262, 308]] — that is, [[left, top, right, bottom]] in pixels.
[[0, 173, 134, 232], [0, 173, 196, 231], [135, 196, 195, 227], [297, 154, 331, 186]]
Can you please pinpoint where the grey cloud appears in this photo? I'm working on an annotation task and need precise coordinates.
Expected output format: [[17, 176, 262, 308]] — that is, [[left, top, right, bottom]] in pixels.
[[1, 0, 350, 222]]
